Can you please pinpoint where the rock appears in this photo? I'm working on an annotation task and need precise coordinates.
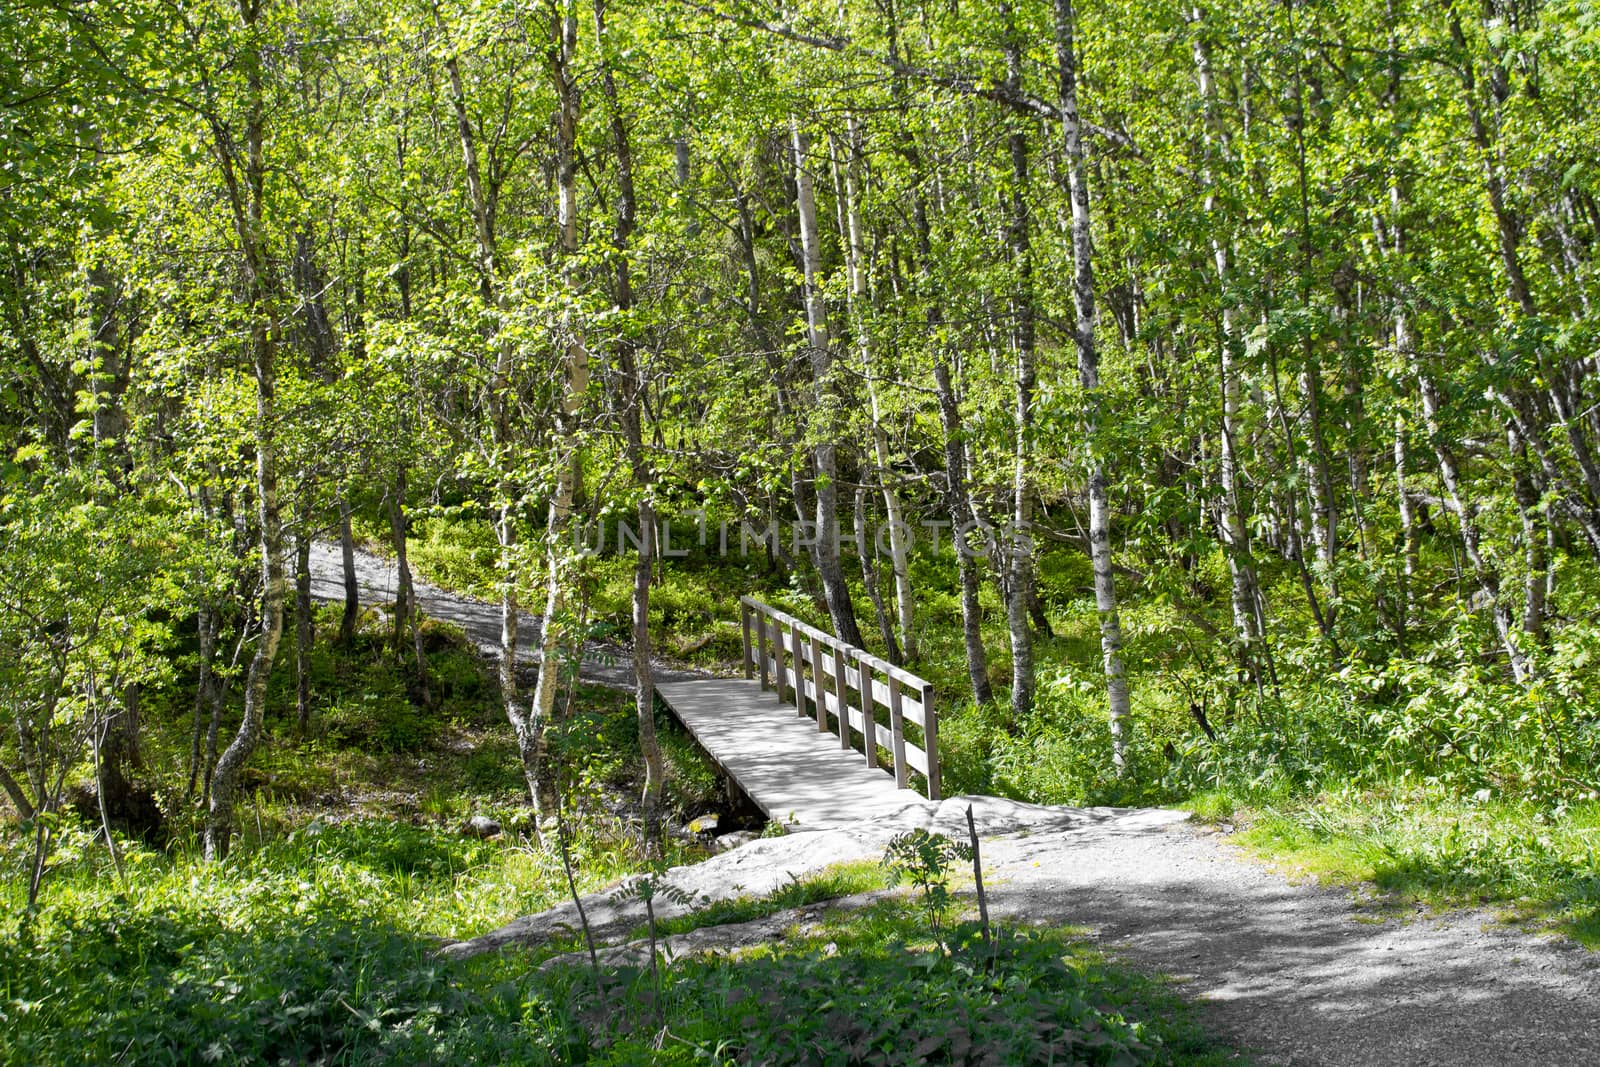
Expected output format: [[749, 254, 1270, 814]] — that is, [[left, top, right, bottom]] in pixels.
[[462, 814, 502, 839], [710, 830, 758, 853], [684, 813, 720, 835]]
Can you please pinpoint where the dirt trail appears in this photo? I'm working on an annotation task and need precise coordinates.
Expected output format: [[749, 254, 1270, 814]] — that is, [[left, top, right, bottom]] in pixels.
[[312, 546, 1600, 1064]]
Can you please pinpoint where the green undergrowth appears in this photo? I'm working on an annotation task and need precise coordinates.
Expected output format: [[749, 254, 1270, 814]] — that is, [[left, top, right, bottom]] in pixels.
[[1217, 786, 1600, 945], [0, 598, 735, 1063], [0, 822, 1241, 1065], [0, 816, 640, 1065], [529, 905, 1239, 1066]]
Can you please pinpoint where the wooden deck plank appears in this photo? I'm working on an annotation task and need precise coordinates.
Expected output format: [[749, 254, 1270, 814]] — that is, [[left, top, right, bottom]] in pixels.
[[656, 677, 933, 830]]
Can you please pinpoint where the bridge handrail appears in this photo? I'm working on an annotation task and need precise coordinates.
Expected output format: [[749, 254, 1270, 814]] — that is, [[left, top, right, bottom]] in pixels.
[[738, 596, 940, 800]]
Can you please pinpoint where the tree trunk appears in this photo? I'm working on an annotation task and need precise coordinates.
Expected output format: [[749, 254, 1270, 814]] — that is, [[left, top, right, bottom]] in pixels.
[[999, 10, 1037, 723], [1393, 408, 1418, 638], [187, 600, 219, 801], [526, 2, 592, 819], [389, 468, 433, 706], [1418, 369, 1531, 684], [855, 486, 902, 661], [0, 763, 32, 821], [95, 682, 143, 835], [1507, 427, 1547, 643], [1299, 357, 1337, 578], [205, 342, 284, 860], [338, 494, 359, 647], [922, 241, 993, 702], [442, 33, 550, 817], [295, 527, 313, 735], [595, 0, 664, 831], [205, 0, 286, 860], [889, 60, 992, 701], [389, 470, 412, 656], [837, 118, 915, 662], [199, 612, 247, 812], [1055, 0, 1130, 768], [791, 119, 866, 650]]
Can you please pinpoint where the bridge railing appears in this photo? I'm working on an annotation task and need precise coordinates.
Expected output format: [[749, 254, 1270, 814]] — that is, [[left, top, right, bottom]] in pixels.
[[739, 596, 940, 800]]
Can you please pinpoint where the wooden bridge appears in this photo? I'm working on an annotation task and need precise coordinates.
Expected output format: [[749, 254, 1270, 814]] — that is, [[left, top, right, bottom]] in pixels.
[[655, 597, 941, 830]]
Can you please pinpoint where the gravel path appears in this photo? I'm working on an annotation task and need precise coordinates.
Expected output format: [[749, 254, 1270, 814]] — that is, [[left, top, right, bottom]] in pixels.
[[306, 541, 706, 687], [446, 792, 1600, 1064], [312, 545, 1600, 1064], [980, 817, 1600, 1066]]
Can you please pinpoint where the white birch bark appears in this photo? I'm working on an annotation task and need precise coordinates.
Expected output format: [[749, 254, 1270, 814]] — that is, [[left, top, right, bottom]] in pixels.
[[1054, 0, 1131, 768], [527, 0, 592, 818], [839, 118, 915, 660], [791, 118, 865, 649]]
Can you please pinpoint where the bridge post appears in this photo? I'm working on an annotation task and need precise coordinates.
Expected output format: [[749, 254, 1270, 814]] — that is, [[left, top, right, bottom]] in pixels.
[[741, 600, 753, 680], [854, 649, 877, 769], [832, 643, 851, 751], [788, 620, 804, 713], [886, 674, 909, 790], [921, 681, 940, 800], [809, 631, 828, 734], [756, 612, 769, 691], [777, 619, 791, 705]]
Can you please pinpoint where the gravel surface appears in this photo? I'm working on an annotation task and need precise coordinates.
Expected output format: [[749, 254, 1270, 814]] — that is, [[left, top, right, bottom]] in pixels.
[[979, 818, 1600, 1066], [449, 796, 1600, 1066], [312, 544, 1600, 1064]]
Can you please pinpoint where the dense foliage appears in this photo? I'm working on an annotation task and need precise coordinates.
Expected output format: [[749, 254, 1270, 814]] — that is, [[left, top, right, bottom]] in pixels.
[[7, 0, 1600, 801], [4, 0, 1600, 1056]]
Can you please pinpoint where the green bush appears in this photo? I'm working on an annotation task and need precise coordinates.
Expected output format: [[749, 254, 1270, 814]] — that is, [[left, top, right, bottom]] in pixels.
[[410, 515, 502, 601], [536, 908, 1173, 1066], [323, 685, 434, 754]]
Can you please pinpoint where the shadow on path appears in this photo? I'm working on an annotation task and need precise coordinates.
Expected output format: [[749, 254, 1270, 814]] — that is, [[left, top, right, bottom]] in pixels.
[[982, 822, 1600, 1066]]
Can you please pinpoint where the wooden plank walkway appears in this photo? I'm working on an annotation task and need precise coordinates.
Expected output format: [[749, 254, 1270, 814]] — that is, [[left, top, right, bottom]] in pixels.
[[656, 677, 934, 830]]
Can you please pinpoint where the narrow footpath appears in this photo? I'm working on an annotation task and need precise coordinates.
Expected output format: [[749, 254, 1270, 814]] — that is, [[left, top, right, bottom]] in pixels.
[[306, 541, 704, 687], [312, 545, 1600, 1066]]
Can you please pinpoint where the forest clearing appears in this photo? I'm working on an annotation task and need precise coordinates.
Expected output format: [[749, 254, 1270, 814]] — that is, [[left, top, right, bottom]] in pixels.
[[5, 0, 1600, 1062]]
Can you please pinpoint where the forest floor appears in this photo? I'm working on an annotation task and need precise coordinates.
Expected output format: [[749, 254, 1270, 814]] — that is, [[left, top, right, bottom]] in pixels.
[[314, 546, 1600, 1066]]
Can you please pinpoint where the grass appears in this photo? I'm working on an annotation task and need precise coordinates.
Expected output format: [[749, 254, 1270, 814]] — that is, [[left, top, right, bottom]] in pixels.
[[1225, 785, 1600, 945]]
